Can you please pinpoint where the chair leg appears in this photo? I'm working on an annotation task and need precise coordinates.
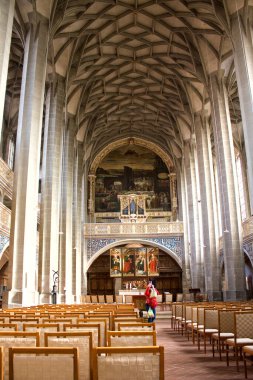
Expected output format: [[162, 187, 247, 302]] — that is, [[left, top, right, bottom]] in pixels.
[[244, 352, 248, 379]]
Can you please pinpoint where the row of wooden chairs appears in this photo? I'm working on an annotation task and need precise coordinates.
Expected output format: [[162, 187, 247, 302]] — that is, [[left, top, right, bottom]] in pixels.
[[0, 345, 165, 380], [170, 301, 253, 378]]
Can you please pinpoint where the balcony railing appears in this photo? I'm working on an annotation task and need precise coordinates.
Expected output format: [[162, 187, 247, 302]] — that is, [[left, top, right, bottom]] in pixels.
[[83, 221, 184, 237]]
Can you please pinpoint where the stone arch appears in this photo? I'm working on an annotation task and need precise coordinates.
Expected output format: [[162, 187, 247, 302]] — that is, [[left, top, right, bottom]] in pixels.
[[87, 238, 182, 270], [89, 137, 174, 175]]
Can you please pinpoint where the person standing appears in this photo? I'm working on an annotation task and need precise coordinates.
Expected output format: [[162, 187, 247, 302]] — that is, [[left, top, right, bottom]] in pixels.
[[145, 281, 159, 322]]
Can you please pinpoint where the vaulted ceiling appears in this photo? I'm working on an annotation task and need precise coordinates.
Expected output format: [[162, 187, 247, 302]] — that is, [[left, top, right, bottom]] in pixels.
[[4, 0, 246, 163]]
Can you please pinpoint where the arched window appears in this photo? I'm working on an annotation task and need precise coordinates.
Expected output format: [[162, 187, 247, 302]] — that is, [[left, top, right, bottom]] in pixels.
[[236, 154, 247, 221]]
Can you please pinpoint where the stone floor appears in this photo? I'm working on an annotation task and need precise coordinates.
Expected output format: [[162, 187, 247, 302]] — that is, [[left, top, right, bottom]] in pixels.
[[156, 319, 253, 380]]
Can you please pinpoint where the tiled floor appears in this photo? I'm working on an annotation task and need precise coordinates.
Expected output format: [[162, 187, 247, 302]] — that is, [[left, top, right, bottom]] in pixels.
[[156, 319, 253, 380]]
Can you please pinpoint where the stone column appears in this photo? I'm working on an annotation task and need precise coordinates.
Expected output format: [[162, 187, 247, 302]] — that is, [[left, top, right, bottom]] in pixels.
[[7, 13, 48, 307], [58, 117, 76, 303], [232, 9, 253, 215], [195, 113, 221, 301], [184, 141, 204, 290], [88, 174, 96, 221], [209, 70, 246, 300], [179, 164, 192, 293], [72, 142, 83, 303], [38, 75, 65, 304], [169, 173, 177, 220], [0, 0, 15, 147]]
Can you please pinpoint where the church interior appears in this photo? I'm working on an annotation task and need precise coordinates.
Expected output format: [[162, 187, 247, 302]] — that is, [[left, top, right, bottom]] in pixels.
[[1, 0, 253, 378]]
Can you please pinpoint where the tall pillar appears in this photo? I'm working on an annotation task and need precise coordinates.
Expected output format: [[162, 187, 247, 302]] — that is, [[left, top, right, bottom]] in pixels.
[[7, 13, 48, 307], [38, 75, 65, 304], [169, 173, 177, 220], [179, 164, 192, 293], [209, 70, 246, 300], [58, 118, 76, 303], [184, 141, 204, 290], [88, 174, 96, 222], [195, 113, 221, 300], [72, 142, 83, 303], [0, 0, 15, 148], [232, 8, 253, 214]]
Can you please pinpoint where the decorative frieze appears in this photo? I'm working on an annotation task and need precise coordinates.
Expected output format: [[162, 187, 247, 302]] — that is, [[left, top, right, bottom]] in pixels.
[[83, 221, 183, 236]]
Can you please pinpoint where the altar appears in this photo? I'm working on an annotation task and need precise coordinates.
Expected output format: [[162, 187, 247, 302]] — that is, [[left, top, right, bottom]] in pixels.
[[119, 289, 146, 309]]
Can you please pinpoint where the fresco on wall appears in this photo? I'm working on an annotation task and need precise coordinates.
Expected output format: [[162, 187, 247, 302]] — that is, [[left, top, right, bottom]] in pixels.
[[122, 248, 135, 276], [110, 248, 122, 277], [135, 248, 147, 276], [95, 145, 171, 213], [147, 247, 159, 276]]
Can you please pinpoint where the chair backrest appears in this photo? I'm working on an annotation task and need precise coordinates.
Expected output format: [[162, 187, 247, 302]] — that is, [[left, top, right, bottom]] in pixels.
[[165, 294, 173, 303], [204, 309, 218, 330], [91, 295, 98, 303], [93, 346, 164, 380], [176, 293, 183, 302], [98, 295, 105, 304], [105, 295, 114, 304], [9, 347, 78, 380], [125, 295, 133, 304], [0, 324, 18, 332], [114, 317, 144, 330], [235, 311, 253, 339], [184, 293, 193, 302], [23, 323, 60, 346], [0, 331, 39, 380], [218, 309, 237, 334], [64, 323, 101, 347], [107, 331, 157, 347], [79, 318, 107, 345], [42, 319, 72, 331], [115, 295, 123, 304], [9, 319, 40, 331], [45, 331, 92, 380], [85, 295, 91, 303], [156, 295, 163, 303], [118, 322, 156, 331]]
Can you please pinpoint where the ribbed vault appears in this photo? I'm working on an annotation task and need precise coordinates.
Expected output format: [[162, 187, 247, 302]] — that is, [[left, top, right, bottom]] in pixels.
[[4, 0, 245, 160]]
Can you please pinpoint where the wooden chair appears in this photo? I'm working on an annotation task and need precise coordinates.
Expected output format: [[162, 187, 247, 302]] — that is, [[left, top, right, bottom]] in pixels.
[[42, 318, 72, 331], [197, 308, 218, 353], [211, 309, 236, 359], [78, 318, 107, 346], [91, 295, 98, 303], [98, 295, 105, 304], [243, 345, 253, 379], [45, 331, 92, 380], [0, 331, 39, 380], [64, 323, 101, 347], [0, 324, 18, 332], [125, 295, 133, 304], [226, 311, 253, 370], [0, 347, 3, 380], [115, 295, 123, 304], [93, 346, 164, 380], [105, 295, 114, 304], [9, 347, 79, 380], [23, 323, 60, 346], [113, 317, 144, 331], [164, 294, 173, 311], [107, 331, 157, 347], [118, 322, 156, 331], [176, 293, 183, 302]]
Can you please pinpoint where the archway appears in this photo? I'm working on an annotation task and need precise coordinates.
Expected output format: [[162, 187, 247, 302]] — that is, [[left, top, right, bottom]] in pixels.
[[87, 241, 182, 297]]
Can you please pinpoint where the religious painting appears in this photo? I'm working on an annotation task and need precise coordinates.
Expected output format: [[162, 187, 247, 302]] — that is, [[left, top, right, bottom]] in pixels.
[[110, 248, 122, 277], [135, 248, 147, 277], [122, 248, 135, 276], [147, 247, 159, 276], [94, 146, 171, 213]]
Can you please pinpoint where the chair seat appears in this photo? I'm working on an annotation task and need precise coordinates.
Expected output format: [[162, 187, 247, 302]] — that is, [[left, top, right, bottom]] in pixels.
[[226, 338, 253, 346], [204, 329, 218, 333], [243, 345, 253, 354], [212, 332, 234, 339]]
